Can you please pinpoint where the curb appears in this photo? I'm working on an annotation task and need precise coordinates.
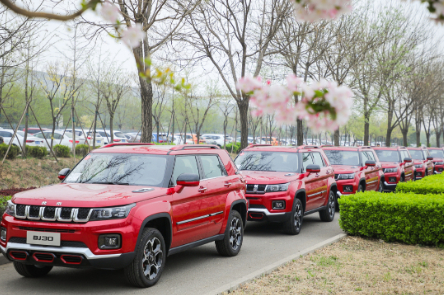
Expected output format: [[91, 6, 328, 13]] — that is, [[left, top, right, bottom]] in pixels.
[[207, 233, 348, 295], [0, 254, 10, 266]]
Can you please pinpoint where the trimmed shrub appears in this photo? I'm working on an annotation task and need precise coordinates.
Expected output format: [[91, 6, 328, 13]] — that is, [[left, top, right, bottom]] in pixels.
[[53, 144, 71, 157], [224, 142, 241, 154], [26, 145, 48, 159], [396, 173, 444, 195], [339, 191, 444, 247], [75, 144, 90, 156], [0, 143, 19, 159], [0, 196, 11, 217]]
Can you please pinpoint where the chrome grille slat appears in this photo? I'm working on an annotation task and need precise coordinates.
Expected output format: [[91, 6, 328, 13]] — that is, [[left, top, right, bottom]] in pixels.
[[13, 205, 92, 223]]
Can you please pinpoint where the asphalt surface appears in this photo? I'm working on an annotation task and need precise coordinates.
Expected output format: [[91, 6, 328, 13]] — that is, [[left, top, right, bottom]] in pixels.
[[0, 214, 343, 295]]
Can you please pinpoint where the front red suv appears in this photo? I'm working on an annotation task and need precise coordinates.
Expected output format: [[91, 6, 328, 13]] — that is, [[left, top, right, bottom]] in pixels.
[[0, 144, 247, 288], [234, 145, 337, 235], [407, 147, 434, 180], [373, 147, 414, 191], [321, 146, 383, 199], [428, 147, 444, 174]]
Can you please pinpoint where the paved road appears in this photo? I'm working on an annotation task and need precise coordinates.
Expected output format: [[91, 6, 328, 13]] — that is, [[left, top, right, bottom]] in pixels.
[[0, 214, 343, 295]]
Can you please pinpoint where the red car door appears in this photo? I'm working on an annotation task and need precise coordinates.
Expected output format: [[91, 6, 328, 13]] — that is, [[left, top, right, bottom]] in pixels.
[[361, 151, 379, 190], [171, 155, 211, 247], [401, 150, 414, 181], [302, 152, 323, 211], [311, 152, 329, 208]]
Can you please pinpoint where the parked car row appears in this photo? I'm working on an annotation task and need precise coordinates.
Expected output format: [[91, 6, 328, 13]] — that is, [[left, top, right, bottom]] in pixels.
[[1, 142, 444, 288]]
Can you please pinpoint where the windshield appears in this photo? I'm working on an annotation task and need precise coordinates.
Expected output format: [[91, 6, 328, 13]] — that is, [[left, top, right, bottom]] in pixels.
[[64, 153, 168, 186], [429, 149, 444, 158], [375, 150, 401, 162], [234, 151, 298, 172], [324, 150, 360, 166], [408, 150, 424, 160], [114, 132, 125, 138]]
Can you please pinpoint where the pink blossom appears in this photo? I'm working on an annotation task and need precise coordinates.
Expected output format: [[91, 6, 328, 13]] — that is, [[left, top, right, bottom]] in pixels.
[[121, 24, 144, 48], [236, 75, 262, 93], [101, 1, 120, 23]]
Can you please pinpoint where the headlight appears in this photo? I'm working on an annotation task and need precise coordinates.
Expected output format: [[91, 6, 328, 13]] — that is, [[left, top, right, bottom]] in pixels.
[[4, 200, 15, 216], [414, 164, 423, 169], [336, 173, 355, 180], [435, 162, 444, 165], [266, 183, 289, 192], [383, 168, 398, 173], [89, 204, 136, 221]]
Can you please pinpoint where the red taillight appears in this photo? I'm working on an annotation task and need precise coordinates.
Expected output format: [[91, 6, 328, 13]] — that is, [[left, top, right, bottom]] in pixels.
[[69, 140, 80, 143], [26, 140, 34, 143], [87, 136, 91, 139], [113, 139, 121, 142]]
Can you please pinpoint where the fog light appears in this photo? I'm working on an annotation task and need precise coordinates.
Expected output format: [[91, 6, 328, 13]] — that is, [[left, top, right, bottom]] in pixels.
[[0, 227, 6, 242], [343, 185, 353, 193], [272, 201, 286, 210], [98, 234, 121, 249], [389, 177, 396, 183]]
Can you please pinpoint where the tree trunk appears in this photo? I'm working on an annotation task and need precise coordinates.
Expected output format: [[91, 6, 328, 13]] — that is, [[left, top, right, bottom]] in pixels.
[[297, 119, 303, 146], [238, 100, 249, 150], [71, 105, 75, 157], [334, 129, 340, 146], [385, 127, 393, 147], [416, 128, 421, 147], [110, 115, 114, 143], [436, 130, 441, 147], [24, 106, 28, 157], [156, 120, 160, 143], [364, 113, 370, 146], [401, 129, 408, 147], [92, 109, 98, 149]]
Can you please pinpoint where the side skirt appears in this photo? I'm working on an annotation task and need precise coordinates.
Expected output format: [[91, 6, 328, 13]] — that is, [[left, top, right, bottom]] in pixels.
[[304, 206, 327, 216], [167, 234, 225, 257]]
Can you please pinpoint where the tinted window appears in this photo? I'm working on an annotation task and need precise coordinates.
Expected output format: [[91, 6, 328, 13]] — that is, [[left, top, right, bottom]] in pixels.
[[423, 150, 430, 158], [234, 152, 299, 172], [65, 153, 167, 186], [361, 151, 370, 163], [401, 150, 410, 160], [429, 150, 444, 158], [34, 133, 44, 139], [366, 151, 375, 161], [312, 152, 325, 167], [114, 132, 125, 138], [0, 131, 12, 137], [408, 150, 424, 160], [375, 150, 401, 162], [324, 150, 360, 166], [171, 156, 199, 186], [302, 153, 314, 170], [200, 155, 226, 179]]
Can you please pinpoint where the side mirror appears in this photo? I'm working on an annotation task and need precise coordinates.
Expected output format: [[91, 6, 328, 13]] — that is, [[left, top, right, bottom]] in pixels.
[[58, 168, 71, 180], [427, 156, 433, 161], [176, 173, 200, 186], [404, 158, 412, 163], [365, 160, 376, 167], [306, 164, 321, 173]]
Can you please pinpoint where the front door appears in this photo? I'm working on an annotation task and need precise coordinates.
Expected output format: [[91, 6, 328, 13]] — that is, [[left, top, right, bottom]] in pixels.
[[302, 152, 323, 211], [361, 151, 379, 190]]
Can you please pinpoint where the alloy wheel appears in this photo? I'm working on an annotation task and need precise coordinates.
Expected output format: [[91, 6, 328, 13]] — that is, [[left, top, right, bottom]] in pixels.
[[229, 216, 242, 251], [142, 237, 163, 280], [294, 202, 303, 230], [328, 192, 335, 218]]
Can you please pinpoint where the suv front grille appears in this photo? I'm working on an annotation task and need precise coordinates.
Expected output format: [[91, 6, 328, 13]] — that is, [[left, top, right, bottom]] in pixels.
[[9, 237, 87, 248], [246, 184, 267, 194], [14, 205, 92, 223]]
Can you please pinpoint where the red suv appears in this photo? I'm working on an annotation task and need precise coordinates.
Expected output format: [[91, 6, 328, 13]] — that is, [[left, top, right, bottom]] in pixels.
[[407, 147, 434, 180], [321, 146, 383, 198], [373, 147, 414, 191], [428, 147, 444, 174], [0, 144, 247, 288], [234, 145, 337, 235]]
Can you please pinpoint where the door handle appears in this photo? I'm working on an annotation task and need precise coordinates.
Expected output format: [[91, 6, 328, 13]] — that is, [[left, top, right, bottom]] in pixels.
[[198, 187, 207, 193], [224, 182, 232, 187]]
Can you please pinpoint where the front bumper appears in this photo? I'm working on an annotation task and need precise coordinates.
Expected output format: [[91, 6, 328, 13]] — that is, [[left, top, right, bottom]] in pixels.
[[434, 165, 444, 174], [336, 180, 357, 195], [414, 168, 425, 180], [246, 191, 293, 223]]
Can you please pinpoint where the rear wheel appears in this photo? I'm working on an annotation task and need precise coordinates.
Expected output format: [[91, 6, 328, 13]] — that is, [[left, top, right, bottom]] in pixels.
[[283, 198, 303, 235], [320, 190, 336, 222], [13, 262, 52, 278], [216, 210, 243, 256]]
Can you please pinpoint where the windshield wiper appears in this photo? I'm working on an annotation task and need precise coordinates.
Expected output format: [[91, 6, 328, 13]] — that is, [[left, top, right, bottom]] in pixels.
[[87, 181, 130, 185]]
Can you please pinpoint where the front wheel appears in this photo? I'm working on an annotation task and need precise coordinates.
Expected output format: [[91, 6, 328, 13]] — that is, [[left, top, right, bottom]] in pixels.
[[13, 262, 52, 278], [215, 210, 243, 257], [283, 198, 303, 235], [319, 190, 336, 222], [378, 180, 384, 192], [124, 228, 166, 288]]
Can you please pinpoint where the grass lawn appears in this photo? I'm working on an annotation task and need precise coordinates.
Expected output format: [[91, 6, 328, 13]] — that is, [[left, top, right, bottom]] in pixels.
[[231, 236, 444, 295]]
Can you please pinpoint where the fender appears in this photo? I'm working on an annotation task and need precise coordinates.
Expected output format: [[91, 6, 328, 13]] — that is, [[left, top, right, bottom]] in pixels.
[[293, 188, 307, 212], [134, 212, 173, 254], [220, 197, 247, 234], [323, 183, 338, 206]]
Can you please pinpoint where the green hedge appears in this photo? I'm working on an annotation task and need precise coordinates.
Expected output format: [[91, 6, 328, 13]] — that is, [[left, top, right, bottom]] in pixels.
[[225, 142, 241, 154], [0, 143, 19, 159], [54, 144, 70, 157], [26, 145, 48, 159], [75, 144, 90, 156], [396, 173, 444, 195], [0, 196, 11, 217], [339, 191, 444, 247]]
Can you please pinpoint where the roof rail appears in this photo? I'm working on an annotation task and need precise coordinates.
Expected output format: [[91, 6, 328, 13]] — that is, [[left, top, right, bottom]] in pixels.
[[170, 144, 220, 151], [320, 145, 333, 147], [299, 145, 319, 149], [360, 146, 372, 149], [246, 144, 272, 148], [101, 143, 155, 148]]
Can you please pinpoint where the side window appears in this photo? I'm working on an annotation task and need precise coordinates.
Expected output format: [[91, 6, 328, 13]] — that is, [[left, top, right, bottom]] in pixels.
[[35, 133, 44, 139], [302, 153, 314, 170], [423, 150, 429, 159], [171, 156, 200, 186], [53, 133, 62, 140], [401, 150, 409, 160], [0, 131, 9, 137], [199, 155, 226, 179], [312, 152, 325, 167], [361, 151, 370, 164], [365, 151, 375, 161]]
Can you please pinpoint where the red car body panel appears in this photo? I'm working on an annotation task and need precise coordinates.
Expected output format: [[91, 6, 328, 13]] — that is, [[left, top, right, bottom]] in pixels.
[[428, 147, 444, 174], [407, 147, 434, 179], [373, 147, 414, 190]]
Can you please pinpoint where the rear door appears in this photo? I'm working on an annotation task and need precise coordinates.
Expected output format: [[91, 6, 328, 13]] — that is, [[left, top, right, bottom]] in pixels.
[[423, 150, 433, 175], [170, 155, 209, 247]]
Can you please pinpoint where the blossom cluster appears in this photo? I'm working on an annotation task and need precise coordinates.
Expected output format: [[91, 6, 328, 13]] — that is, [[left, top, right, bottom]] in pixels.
[[236, 74, 354, 133], [292, 0, 353, 22]]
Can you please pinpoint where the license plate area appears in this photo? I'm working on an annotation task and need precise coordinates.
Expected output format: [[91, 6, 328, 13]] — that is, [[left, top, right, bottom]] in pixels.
[[26, 231, 61, 246]]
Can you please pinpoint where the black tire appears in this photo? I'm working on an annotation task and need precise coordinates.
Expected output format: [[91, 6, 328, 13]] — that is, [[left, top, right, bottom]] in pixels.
[[13, 262, 52, 278], [357, 183, 364, 192], [283, 198, 303, 235], [124, 228, 166, 288], [378, 181, 384, 192], [401, 175, 405, 182], [215, 210, 243, 256], [319, 190, 336, 222]]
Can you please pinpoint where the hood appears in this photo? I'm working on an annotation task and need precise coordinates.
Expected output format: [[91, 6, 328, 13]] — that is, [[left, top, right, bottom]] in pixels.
[[413, 159, 425, 165], [11, 183, 167, 207], [331, 165, 360, 174], [240, 171, 299, 184], [380, 162, 399, 168], [433, 158, 444, 163]]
